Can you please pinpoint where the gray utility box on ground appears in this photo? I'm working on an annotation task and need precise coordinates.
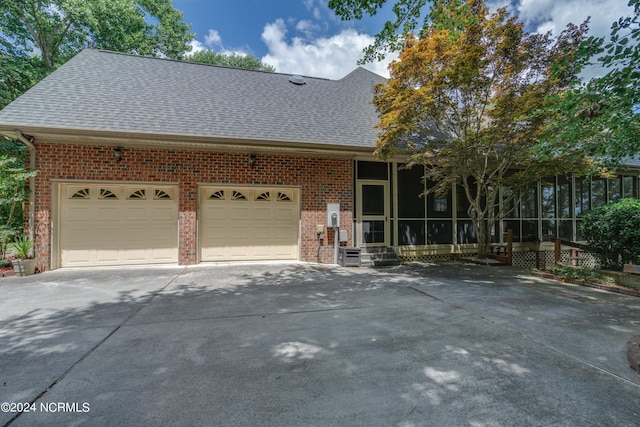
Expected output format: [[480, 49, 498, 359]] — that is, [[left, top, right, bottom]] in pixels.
[[338, 247, 361, 267]]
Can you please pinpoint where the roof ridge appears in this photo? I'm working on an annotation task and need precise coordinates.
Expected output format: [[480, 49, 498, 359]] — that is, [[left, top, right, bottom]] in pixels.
[[87, 48, 333, 81]]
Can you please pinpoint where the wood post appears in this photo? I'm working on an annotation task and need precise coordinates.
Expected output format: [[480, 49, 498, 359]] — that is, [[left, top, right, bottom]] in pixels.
[[507, 228, 513, 266]]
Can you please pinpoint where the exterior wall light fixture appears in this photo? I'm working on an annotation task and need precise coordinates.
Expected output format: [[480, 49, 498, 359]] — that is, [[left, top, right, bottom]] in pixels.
[[249, 154, 257, 167], [114, 147, 122, 161]]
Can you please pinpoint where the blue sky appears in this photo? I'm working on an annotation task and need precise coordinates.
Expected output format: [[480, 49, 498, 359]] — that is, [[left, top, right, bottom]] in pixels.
[[172, 0, 633, 79]]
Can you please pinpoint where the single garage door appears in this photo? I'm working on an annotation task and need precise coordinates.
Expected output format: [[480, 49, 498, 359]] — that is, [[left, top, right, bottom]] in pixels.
[[199, 186, 299, 261], [59, 183, 178, 267]]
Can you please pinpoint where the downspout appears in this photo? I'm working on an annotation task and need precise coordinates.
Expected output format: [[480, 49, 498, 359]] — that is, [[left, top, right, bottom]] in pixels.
[[14, 131, 36, 247]]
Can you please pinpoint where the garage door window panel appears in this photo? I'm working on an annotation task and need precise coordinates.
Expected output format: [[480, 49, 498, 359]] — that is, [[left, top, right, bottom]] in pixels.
[[127, 189, 146, 200]]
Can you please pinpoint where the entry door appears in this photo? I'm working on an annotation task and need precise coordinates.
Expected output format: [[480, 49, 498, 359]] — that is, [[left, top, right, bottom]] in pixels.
[[357, 181, 389, 246]]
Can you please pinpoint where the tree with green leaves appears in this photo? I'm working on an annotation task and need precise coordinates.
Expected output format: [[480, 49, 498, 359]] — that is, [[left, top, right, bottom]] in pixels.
[[186, 50, 275, 72], [0, 46, 47, 110], [371, 0, 589, 256], [1, 0, 194, 71], [580, 198, 640, 270], [0, 0, 195, 108], [0, 155, 36, 261], [329, 0, 430, 63], [536, 0, 640, 164]]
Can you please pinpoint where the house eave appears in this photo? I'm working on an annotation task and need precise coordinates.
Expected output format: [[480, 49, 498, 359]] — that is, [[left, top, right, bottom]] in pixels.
[[0, 126, 379, 158]]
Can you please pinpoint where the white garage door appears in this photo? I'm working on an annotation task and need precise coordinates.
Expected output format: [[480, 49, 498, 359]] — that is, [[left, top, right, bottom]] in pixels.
[[59, 183, 178, 267], [199, 186, 299, 261]]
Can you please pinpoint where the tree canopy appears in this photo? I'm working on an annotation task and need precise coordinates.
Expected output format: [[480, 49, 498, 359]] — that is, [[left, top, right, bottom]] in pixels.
[[372, 0, 589, 255], [329, 0, 429, 63], [0, 0, 195, 108], [0, 0, 194, 70], [536, 0, 640, 164], [186, 50, 275, 72]]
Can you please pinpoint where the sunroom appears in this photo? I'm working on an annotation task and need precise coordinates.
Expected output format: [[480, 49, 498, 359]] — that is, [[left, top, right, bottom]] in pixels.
[[353, 160, 640, 266]]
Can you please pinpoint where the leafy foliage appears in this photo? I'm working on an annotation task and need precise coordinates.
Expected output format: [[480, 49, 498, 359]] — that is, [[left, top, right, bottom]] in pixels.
[[186, 50, 275, 72], [0, 155, 36, 260], [537, 0, 640, 164], [552, 264, 614, 285], [12, 235, 34, 260], [0, 0, 194, 107], [0, 46, 48, 109], [0, 0, 194, 70], [372, 0, 589, 255], [580, 198, 640, 270], [329, 0, 430, 63]]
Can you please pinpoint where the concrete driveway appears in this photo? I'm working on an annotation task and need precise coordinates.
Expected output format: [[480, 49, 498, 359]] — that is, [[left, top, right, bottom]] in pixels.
[[1, 262, 639, 426]]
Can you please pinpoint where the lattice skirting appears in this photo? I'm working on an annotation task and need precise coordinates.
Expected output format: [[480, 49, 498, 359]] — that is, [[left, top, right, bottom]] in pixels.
[[400, 253, 454, 263], [398, 249, 600, 270]]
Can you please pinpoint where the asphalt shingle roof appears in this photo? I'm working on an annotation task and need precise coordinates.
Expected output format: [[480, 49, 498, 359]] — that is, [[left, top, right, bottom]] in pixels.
[[0, 49, 387, 149]]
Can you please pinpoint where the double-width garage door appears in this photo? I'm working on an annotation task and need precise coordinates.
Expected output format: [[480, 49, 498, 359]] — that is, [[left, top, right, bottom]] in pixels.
[[199, 186, 300, 261], [59, 183, 178, 267]]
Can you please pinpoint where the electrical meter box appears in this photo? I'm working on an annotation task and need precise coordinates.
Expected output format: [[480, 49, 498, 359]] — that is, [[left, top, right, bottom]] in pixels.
[[327, 203, 340, 228]]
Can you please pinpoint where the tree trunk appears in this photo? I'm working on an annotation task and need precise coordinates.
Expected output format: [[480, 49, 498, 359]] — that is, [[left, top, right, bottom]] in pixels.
[[475, 219, 490, 257]]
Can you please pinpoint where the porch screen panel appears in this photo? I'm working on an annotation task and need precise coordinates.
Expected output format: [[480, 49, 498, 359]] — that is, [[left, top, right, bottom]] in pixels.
[[609, 177, 622, 202], [398, 220, 425, 245], [362, 185, 385, 215], [428, 220, 452, 245], [357, 161, 388, 180], [503, 186, 520, 242], [558, 176, 572, 218], [541, 179, 556, 241], [623, 176, 636, 198], [362, 220, 385, 243], [427, 182, 452, 218], [397, 166, 425, 218], [503, 184, 537, 243], [592, 178, 606, 208], [522, 220, 538, 242], [558, 220, 573, 240], [542, 219, 556, 241], [575, 178, 590, 216], [503, 220, 521, 242], [457, 220, 477, 244], [541, 181, 556, 218]]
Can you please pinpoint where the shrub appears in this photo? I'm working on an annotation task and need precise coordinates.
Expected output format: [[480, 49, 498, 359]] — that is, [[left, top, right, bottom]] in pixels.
[[580, 198, 640, 270]]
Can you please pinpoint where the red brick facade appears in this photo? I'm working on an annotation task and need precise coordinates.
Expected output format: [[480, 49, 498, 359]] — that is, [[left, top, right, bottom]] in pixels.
[[31, 142, 354, 271]]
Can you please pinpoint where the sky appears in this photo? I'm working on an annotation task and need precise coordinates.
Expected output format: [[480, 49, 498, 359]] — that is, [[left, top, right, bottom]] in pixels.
[[172, 0, 635, 80]]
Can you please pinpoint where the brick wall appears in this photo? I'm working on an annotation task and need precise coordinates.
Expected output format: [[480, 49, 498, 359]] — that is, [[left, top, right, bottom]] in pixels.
[[31, 142, 353, 270]]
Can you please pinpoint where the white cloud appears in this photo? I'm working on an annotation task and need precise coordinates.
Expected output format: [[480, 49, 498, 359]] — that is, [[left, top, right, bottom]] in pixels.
[[296, 19, 321, 38], [260, 19, 393, 80], [204, 29, 223, 48], [507, 0, 635, 80], [303, 0, 323, 20], [188, 28, 254, 58], [187, 40, 205, 56], [511, 0, 631, 38]]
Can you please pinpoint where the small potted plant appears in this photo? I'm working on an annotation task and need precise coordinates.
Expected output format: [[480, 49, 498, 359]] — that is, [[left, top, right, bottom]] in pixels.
[[11, 235, 36, 276]]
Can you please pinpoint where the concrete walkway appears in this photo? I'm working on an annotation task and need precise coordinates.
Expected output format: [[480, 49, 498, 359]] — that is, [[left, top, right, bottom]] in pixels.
[[1, 262, 639, 426]]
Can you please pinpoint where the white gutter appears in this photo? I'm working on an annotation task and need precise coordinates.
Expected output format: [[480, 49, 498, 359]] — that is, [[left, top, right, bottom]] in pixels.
[[14, 131, 36, 246]]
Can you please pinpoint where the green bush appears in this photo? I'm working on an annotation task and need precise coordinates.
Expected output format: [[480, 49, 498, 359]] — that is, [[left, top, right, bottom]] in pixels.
[[580, 198, 640, 270]]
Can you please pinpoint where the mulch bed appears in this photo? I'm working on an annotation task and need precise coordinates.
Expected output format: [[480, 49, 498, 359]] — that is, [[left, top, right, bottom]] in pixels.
[[531, 270, 640, 298], [1, 265, 15, 278], [1, 254, 16, 277]]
